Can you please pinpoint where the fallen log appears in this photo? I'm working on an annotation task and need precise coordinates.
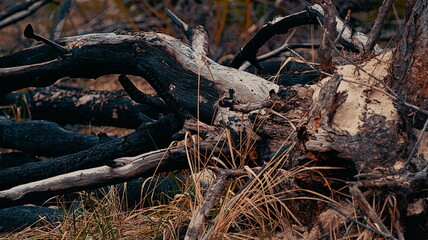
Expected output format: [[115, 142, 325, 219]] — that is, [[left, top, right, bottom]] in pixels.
[[0, 141, 222, 208], [0, 114, 182, 191], [0, 24, 278, 124], [0, 85, 169, 129], [0, 118, 116, 157], [0, 206, 61, 232]]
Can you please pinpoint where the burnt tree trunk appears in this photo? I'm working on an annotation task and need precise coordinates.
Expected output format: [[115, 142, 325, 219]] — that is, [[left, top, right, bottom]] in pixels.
[[392, 0, 428, 128]]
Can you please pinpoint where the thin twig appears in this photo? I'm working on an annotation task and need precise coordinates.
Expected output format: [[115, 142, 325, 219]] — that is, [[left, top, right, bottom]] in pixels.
[[165, 8, 189, 32], [284, 45, 319, 72], [24, 24, 70, 55], [0, 0, 52, 29], [349, 185, 397, 240], [406, 118, 428, 165], [333, 9, 351, 45], [185, 168, 247, 240], [328, 202, 394, 239]]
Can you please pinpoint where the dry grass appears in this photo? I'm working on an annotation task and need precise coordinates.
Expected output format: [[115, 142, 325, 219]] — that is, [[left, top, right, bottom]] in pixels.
[[0, 109, 344, 240], [0, 1, 401, 239]]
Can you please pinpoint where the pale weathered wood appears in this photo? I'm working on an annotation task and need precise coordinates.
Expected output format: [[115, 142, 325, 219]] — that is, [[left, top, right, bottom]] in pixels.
[[0, 142, 221, 208], [0, 114, 182, 191], [0, 29, 278, 124]]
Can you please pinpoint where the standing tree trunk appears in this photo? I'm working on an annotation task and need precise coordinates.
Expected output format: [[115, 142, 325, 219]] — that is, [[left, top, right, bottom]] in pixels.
[[391, 0, 428, 127]]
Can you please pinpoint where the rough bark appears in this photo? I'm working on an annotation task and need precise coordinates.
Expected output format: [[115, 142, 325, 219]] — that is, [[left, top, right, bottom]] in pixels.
[[0, 118, 115, 157], [315, 0, 336, 73], [0, 114, 182, 191], [0, 152, 39, 170], [391, 0, 428, 127], [0, 206, 61, 232], [0, 142, 222, 208], [0, 85, 169, 128], [0, 28, 278, 124]]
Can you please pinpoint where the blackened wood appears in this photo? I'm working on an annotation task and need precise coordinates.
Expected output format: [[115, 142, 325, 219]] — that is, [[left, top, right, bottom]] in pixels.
[[117, 75, 168, 111], [0, 206, 61, 232], [0, 119, 113, 157], [0, 114, 182, 191], [0, 85, 170, 128], [0, 31, 278, 124], [0, 153, 39, 170], [0, 142, 220, 208], [391, 0, 428, 126], [24, 24, 71, 55], [230, 4, 382, 69], [229, 9, 317, 69]]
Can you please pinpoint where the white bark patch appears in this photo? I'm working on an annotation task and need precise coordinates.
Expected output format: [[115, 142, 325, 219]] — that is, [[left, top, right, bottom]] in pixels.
[[312, 51, 398, 135], [153, 33, 279, 103]]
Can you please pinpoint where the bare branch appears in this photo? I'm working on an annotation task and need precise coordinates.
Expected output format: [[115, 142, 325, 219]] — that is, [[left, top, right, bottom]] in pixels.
[[230, 3, 382, 69], [349, 185, 397, 240], [0, 0, 52, 29], [166, 9, 210, 56], [50, 0, 74, 40], [365, 0, 394, 54], [0, 114, 182, 191], [185, 168, 247, 240]]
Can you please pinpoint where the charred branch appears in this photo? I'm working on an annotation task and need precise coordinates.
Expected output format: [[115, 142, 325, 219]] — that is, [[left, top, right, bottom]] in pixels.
[[0, 153, 39, 170], [0, 114, 182, 191], [0, 118, 115, 157], [230, 4, 382, 69], [117, 75, 168, 111], [364, 0, 394, 54], [0, 206, 61, 232], [0, 85, 169, 128], [24, 24, 71, 55], [0, 142, 222, 208], [315, 0, 337, 73], [0, 29, 278, 124]]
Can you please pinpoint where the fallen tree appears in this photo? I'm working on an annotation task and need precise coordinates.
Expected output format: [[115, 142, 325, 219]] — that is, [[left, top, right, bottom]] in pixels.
[[0, 1, 427, 239]]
